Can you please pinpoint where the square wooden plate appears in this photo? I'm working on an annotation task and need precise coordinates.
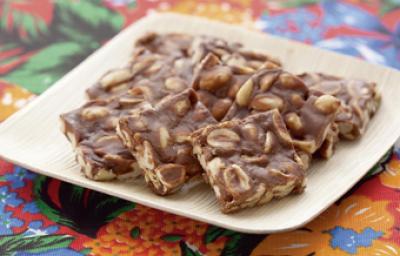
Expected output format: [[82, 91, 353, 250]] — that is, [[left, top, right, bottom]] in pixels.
[[0, 13, 399, 234]]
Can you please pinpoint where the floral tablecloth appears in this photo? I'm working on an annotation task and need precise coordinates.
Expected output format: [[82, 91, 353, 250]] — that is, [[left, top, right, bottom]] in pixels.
[[0, 0, 399, 255]]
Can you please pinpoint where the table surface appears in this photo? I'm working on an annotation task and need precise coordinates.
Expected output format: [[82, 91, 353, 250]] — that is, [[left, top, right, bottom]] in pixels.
[[0, 1, 399, 255]]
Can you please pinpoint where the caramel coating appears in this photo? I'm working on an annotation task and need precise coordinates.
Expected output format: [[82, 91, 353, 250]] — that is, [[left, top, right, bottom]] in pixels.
[[191, 109, 305, 213], [118, 89, 217, 195]]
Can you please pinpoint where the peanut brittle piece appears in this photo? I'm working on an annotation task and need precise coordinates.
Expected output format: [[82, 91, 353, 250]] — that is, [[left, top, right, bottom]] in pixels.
[[300, 72, 381, 140], [87, 33, 282, 103], [222, 69, 340, 166], [191, 109, 305, 213], [192, 50, 280, 121], [192, 53, 251, 121], [60, 94, 149, 180], [117, 89, 217, 195], [86, 32, 197, 100], [135, 32, 193, 57], [86, 50, 193, 100], [189, 35, 281, 69]]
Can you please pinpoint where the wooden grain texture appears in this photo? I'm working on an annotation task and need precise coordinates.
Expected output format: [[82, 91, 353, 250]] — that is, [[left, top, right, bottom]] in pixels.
[[0, 13, 399, 234]]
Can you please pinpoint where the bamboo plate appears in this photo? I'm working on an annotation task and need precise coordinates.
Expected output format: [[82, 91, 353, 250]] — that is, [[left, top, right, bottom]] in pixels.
[[0, 13, 399, 234]]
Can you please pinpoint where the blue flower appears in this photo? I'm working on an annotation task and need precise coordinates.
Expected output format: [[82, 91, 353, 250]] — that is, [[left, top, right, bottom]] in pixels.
[[24, 220, 59, 236], [329, 226, 382, 254], [256, 3, 400, 69], [0, 186, 23, 209], [5, 166, 36, 189], [0, 211, 23, 235], [257, 9, 324, 43], [316, 36, 400, 69], [23, 202, 40, 214], [322, 1, 390, 34]]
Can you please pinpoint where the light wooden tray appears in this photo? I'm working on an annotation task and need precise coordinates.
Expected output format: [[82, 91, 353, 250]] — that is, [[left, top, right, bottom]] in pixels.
[[0, 13, 399, 234]]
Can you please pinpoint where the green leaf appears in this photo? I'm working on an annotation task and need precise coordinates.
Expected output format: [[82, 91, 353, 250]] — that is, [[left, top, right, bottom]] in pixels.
[[3, 41, 92, 94], [50, 0, 123, 49], [0, 233, 73, 254], [0, 55, 19, 66], [3, 0, 127, 93], [20, 235, 73, 253], [279, 0, 319, 8], [0, 0, 50, 41], [34, 176, 135, 237], [204, 226, 225, 244], [0, 43, 18, 51], [161, 234, 182, 242], [1, 0, 125, 88], [80, 248, 92, 255], [220, 234, 242, 256], [34, 176, 75, 227], [179, 241, 203, 256], [130, 227, 140, 239], [220, 233, 266, 256], [54, 0, 123, 36], [71, 186, 85, 202], [380, 0, 400, 15], [56, 25, 99, 48], [204, 226, 237, 244]]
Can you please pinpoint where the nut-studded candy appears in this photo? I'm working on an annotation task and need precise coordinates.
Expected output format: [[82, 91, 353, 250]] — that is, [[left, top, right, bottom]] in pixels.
[[223, 69, 340, 165], [135, 32, 193, 57], [117, 89, 217, 195], [87, 33, 281, 102], [291, 94, 339, 152], [87, 33, 195, 100], [191, 109, 305, 213], [189, 35, 281, 69], [87, 51, 193, 101], [316, 123, 339, 159], [191, 51, 281, 121], [223, 69, 309, 120], [60, 94, 150, 181], [191, 53, 251, 121], [299, 72, 381, 140], [189, 35, 242, 64]]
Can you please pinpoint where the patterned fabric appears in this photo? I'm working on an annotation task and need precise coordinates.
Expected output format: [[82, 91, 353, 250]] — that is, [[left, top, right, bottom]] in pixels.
[[0, 0, 399, 255]]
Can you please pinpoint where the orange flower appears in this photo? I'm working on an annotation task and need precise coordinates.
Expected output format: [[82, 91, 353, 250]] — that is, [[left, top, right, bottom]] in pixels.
[[379, 155, 400, 189], [84, 204, 226, 256], [0, 81, 35, 121], [357, 240, 400, 256], [251, 195, 395, 255], [162, 214, 206, 236]]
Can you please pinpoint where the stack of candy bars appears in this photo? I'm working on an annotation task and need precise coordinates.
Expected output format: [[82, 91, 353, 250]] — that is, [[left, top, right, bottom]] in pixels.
[[60, 33, 381, 213]]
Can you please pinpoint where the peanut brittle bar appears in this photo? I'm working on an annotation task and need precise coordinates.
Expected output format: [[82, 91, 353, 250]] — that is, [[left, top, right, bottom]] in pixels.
[[191, 109, 305, 213], [300, 72, 381, 140], [60, 93, 150, 180], [87, 33, 281, 102], [117, 89, 217, 195], [192, 53, 252, 121], [86, 49, 193, 100], [222, 69, 340, 167], [191, 51, 280, 121], [189, 35, 281, 69]]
